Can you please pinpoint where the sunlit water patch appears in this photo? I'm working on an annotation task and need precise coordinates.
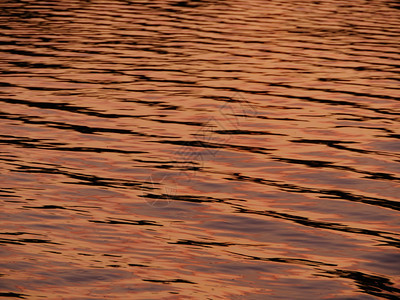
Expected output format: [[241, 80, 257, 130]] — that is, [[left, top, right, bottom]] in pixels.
[[1, 0, 399, 299]]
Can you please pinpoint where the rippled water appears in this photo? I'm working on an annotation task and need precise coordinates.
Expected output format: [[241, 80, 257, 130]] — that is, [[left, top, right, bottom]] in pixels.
[[1, 0, 400, 299]]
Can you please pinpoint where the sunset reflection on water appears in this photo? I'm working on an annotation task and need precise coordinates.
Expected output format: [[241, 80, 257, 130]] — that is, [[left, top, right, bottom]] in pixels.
[[1, 0, 399, 299]]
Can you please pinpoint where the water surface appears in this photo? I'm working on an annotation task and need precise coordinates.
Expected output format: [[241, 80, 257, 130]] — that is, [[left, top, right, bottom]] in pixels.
[[1, 0, 400, 299]]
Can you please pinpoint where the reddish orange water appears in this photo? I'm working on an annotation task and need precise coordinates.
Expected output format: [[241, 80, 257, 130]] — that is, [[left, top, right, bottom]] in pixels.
[[1, 0, 399, 299]]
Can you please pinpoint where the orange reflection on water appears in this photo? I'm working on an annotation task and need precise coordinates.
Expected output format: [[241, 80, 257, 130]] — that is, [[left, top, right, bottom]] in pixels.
[[1, 0, 400, 298]]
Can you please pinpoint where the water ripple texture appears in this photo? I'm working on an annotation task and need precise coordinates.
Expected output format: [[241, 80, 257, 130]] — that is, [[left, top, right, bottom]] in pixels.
[[1, 0, 399, 299]]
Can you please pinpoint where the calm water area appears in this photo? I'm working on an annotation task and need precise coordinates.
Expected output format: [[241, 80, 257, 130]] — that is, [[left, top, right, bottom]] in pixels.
[[1, 0, 400, 299]]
